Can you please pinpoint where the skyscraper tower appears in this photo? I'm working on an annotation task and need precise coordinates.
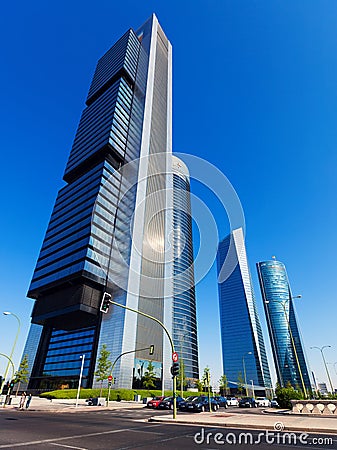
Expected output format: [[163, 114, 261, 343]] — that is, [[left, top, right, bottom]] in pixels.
[[217, 228, 271, 393], [22, 15, 178, 390], [257, 259, 312, 392], [172, 155, 199, 383]]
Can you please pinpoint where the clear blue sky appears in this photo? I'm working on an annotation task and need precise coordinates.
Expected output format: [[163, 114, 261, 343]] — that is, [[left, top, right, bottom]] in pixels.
[[1, 0, 337, 389]]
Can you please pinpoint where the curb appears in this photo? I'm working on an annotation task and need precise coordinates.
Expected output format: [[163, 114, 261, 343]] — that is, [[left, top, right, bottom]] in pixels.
[[149, 416, 337, 435]]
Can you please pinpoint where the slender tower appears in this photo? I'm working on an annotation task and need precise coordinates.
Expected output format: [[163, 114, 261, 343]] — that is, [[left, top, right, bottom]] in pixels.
[[217, 228, 271, 393], [22, 15, 174, 391], [257, 259, 313, 392], [172, 155, 199, 384]]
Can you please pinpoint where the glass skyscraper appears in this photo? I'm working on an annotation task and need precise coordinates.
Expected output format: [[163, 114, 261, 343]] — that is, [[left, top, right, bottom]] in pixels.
[[217, 228, 271, 392], [21, 15, 197, 391], [257, 260, 312, 392], [172, 156, 199, 383]]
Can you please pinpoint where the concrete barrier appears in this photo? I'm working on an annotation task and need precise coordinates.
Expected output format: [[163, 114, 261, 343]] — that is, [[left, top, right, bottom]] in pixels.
[[291, 399, 337, 415]]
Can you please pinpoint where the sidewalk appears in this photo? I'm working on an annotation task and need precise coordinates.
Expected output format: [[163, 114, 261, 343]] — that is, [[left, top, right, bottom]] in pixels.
[[150, 411, 337, 434], [0, 396, 146, 412]]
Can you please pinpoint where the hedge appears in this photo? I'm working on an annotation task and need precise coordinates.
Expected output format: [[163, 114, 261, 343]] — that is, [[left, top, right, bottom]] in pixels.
[[40, 388, 203, 400]]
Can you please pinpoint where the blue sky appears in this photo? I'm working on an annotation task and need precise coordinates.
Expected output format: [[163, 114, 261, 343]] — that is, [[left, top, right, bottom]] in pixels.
[[1, 1, 337, 389]]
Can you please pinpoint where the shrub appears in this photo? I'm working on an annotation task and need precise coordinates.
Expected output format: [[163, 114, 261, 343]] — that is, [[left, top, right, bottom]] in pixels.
[[275, 385, 304, 409], [39, 388, 205, 400]]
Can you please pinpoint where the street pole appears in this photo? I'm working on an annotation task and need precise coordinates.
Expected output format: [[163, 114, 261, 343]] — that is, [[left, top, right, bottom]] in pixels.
[[242, 352, 252, 397], [108, 300, 177, 419], [106, 345, 154, 407], [2, 312, 20, 393], [0, 353, 15, 407], [75, 355, 85, 408], [311, 346, 334, 394], [250, 379, 255, 398]]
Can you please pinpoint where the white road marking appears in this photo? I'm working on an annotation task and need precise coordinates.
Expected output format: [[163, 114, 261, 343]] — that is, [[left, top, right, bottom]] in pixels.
[[49, 444, 87, 450], [0, 425, 162, 448]]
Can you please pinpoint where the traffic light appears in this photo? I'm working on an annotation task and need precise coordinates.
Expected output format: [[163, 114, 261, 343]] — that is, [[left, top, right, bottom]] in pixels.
[[9, 380, 15, 389], [149, 345, 154, 355], [170, 362, 179, 378], [100, 292, 112, 313]]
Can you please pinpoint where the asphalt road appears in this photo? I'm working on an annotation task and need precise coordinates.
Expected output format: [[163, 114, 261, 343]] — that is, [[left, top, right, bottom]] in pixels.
[[0, 407, 336, 449]]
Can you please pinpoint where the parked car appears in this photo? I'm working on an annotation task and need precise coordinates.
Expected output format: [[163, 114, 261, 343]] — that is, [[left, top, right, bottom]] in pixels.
[[255, 397, 271, 407], [158, 396, 185, 409], [147, 396, 165, 408], [226, 397, 239, 407], [270, 398, 279, 408], [214, 396, 228, 408], [179, 396, 198, 411], [183, 395, 220, 412], [239, 397, 257, 408]]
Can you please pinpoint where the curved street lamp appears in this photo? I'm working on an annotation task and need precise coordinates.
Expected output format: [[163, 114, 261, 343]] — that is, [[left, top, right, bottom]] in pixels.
[[310, 345, 333, 393], [2, 312, 21, 391]]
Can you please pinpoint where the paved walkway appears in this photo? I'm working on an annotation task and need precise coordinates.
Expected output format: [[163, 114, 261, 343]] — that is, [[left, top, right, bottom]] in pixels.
[[151, 411, 337, 434], [1, 396, 145, 412]]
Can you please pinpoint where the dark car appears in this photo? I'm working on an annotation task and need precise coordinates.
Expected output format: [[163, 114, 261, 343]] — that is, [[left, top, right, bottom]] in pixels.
[[179, 396, 198, 411], [239, 397, 257, 408], [214, 396, 228, 408], [146, 396, 165, 408], [183, 395, 220, 412], [158, 396, 185, 409]]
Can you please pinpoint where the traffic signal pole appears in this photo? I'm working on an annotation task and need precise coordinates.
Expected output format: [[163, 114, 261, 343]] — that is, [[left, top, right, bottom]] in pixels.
[[107, 345, 154, 407], [107, 300, 178, 419]]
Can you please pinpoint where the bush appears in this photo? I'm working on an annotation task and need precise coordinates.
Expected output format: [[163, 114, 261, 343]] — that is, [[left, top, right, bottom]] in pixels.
[[275, 385, 304, 409], [39, 388, 205, 401]]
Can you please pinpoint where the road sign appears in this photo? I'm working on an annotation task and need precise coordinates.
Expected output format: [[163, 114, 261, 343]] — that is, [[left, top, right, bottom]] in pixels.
[[108, 375, 113, 382], [172, 352, 178, 362]]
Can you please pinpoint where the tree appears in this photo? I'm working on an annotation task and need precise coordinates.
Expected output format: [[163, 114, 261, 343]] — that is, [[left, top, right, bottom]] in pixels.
[[14, 354, 29, 397], [195, 379, 203, 392], [237, 371, 244, 396], [142, 361, 156, 390], [275, 383, 303, 409], [219, 374, 229, 396], [94, 344, 112, 397]]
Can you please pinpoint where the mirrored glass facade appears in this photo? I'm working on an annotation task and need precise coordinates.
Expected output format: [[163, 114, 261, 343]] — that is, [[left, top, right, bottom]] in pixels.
[[257, 260, 312, 391], [217, 228, 271, 391], [171, 156, 199, 382]]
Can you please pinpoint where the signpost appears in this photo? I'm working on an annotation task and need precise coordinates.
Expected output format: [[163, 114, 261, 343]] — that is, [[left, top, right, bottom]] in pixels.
[[172, 352, 178, 363]]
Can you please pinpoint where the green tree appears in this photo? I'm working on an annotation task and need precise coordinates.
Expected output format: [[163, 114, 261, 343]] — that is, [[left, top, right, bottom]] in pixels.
[[275, 383, 303, 409], [219, 374, 229, 396], [195, 379, 203, 392], [14, 354, 29, 397], [142, 361, 156, 390], [237, 371, 244, 396], [94, 344, 112, 397]]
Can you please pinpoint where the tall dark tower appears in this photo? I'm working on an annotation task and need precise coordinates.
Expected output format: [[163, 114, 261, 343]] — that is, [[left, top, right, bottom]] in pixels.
[[22, 15, 176, 391]]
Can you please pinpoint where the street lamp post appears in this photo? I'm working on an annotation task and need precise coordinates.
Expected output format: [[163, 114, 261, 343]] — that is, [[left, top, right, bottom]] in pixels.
[[108, 299, 178, 419], [250, 379, 255, 398], [0, 353, 15, 405], [75, 355, 85, 408], [179, 330, 195, 398], [265, 296, 307, 398], [2, 312, 21, 393], [310, 346, 334, 394], [242, 352, 252, 396]]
